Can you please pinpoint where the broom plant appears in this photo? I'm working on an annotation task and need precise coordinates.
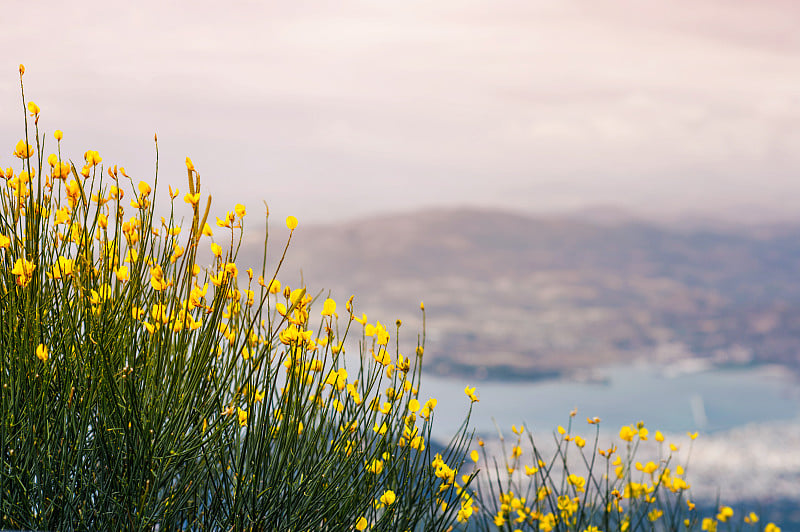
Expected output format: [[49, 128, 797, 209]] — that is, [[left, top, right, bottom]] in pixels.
[[0, 64, 475, 531]]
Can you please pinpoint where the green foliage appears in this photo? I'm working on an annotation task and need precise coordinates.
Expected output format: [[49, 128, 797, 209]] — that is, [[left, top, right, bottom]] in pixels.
[[0, 67, 474, 531]]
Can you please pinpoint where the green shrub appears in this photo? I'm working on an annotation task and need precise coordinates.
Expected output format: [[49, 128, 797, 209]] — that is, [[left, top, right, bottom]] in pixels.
[[466, 416, 779, 531], [0, 64, 475, 531]]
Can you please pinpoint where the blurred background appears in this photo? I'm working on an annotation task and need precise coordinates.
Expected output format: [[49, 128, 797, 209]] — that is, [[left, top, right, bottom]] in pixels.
[[3, 0, 800, 522]]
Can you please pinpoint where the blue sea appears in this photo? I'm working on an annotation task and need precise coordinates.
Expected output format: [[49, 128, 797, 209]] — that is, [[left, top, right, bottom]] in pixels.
[[423, 361, 800, 439]]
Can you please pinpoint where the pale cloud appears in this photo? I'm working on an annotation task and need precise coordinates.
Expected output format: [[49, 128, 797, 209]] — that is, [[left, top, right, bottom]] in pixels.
[[2, 0, 800, 223]]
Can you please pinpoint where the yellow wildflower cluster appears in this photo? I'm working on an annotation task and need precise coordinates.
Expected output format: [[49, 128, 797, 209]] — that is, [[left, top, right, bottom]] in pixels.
[[1, 107, 444, 468], [463, 414, 781, 531]]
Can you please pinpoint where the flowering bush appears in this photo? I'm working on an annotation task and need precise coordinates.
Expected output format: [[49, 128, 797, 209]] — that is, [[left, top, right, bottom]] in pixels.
[[0, 65, 474, 530], [465, 415, 783, 532]]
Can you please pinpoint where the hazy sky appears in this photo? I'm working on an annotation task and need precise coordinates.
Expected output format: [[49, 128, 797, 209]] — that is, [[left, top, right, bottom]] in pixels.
[[3, 0, 800, 224]]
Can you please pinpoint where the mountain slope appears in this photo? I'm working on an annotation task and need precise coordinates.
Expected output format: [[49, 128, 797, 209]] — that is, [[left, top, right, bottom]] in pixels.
[[240, 208, 800, 379]]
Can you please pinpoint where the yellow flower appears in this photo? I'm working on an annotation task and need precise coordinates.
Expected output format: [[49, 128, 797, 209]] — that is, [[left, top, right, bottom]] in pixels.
[[286, 215, 298, 230], [408, 398, 420, 413], [716, 506, 733, 523], [184, 192, 201, 206], [325, 368, 348, 391], [636, 461, 658, 474], [170, 244, 184, 263], [48, 256, 74, 279], [138, 180, 151, 196], [54, 130, 63, 141], [765, 523, 781, 532], [27, 101, 40, 116], [464, 386, 479, 402], [84, 150, 102, 166], [36, 343, 48, 362], [372, 348, 391, 366], [150, 265, 171, 291], [223, 262, 238, 277], [379, 490, 396, 506], [235, 203, 246, 217], [0, 234, 10, 248], [185, 156, 195, 171], [619, 425, 637, 442], [237, 407, 248, 427], [355, 517, 368, 531], [258, 277, 280, 293], [574, 436, 586, 448], [321, 298, 336, 316], [13, 139, 34, 159], [744, 512, 759, 524], [11, 258, 36, 287], [470, 450, 479, 463], [366, 458, 384, 475], [114, 265, 131, 283], [568, 473, 586, 493], [364, 321, 390, 345], [18, 64, 25, 75]]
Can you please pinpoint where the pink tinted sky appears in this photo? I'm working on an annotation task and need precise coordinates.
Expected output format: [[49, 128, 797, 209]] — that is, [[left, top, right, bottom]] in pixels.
[[2, 0, 800, 224]]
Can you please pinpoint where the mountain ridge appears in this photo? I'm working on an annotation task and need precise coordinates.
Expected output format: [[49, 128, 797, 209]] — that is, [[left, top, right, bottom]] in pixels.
[[239, 207, 800, 380]]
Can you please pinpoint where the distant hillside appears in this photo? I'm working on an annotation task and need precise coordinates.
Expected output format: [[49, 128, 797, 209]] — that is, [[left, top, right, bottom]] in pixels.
[[239, 208, 800, 380]]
